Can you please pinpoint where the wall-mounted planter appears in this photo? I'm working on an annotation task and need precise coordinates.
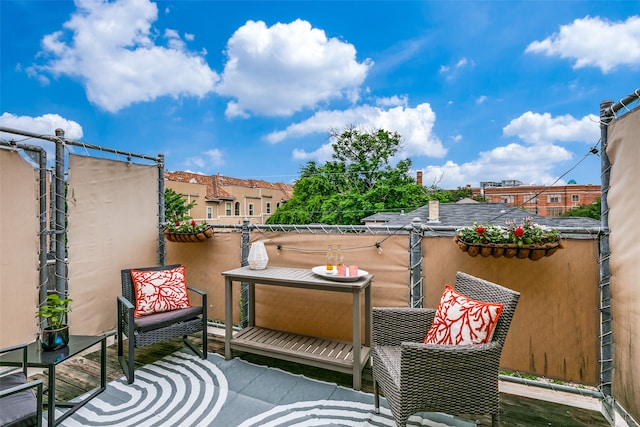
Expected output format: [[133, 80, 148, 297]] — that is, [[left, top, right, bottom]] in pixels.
[[164, 226, 214, 243], [454, 236, 562, 261]]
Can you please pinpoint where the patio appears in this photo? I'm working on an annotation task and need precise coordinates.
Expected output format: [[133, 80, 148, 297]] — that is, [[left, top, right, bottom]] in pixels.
[[29, 332, 610, 426], [2, 90, 640, 426]]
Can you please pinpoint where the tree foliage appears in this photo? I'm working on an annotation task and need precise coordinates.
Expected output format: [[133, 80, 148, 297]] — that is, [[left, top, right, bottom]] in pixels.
[[268, 127, 470, 225], [562, 198, 601, 220]]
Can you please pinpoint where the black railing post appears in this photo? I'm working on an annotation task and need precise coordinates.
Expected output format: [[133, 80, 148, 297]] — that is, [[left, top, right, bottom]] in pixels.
[[409, 217, 424, 308]]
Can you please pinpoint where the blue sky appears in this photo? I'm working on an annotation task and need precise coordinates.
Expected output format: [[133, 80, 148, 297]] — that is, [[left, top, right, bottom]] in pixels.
[[1, 1, 639, 189]]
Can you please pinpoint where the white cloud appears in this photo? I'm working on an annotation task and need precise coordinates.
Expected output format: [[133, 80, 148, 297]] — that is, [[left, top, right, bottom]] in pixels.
[[503, 111, 599, 145], [420, 110, 597, 188], [0, 112, 83, 140], [267, 103, 446, 164], [421, 143, 573, 189], [28, 0, 218, 112], [375, 95, 408, 108], [204, 148, 224, 166], [0, 112, 84, 164], [184, 148, 224, 170], [476, 95, 487, 105], [440, 57, 475, 81], [526, 15, 640, 73], [216, 19, 372, 117]]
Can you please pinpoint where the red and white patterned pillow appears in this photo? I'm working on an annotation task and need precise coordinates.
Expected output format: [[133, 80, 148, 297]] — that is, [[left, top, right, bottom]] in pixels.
[[131, 265, 191, 318], [423, 284, 503, 345]]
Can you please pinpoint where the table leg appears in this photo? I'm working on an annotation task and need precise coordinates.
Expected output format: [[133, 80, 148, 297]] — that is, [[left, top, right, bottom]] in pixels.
[[365, 285, 371, 347], [352, 290, 362, 390], [248, 282, 255, 327], [47, 365, 55, 427], [101, 338, 107, 388], [225, 277, 232, 360]]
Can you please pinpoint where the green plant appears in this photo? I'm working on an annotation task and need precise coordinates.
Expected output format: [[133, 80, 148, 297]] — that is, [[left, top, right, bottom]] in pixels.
[[165, 218, 211, 233], [163, 188, 210, 233], [164, 188, 196, 225], [36, 294, 72, 330], [456, 217, 560, 246]]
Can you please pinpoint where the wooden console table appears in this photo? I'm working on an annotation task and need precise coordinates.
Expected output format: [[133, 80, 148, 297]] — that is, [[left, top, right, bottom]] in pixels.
[[222, 266, 373, 390]]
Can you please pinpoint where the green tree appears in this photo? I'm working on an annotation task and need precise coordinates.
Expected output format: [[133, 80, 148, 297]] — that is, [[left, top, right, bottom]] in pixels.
[[562, 198, 601, 220], [268, 127, 452, 225]]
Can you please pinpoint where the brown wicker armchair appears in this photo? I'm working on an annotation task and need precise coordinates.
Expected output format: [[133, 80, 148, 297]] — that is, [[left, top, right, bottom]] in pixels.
[[372, 272, 520, 426], [117, 264, 207, 384], [0, 343, 43, 427]]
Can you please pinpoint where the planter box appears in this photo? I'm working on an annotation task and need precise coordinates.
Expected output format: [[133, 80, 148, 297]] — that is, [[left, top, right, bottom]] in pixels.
[[454, 236, 562, 261], [164, 226, 214, 243]]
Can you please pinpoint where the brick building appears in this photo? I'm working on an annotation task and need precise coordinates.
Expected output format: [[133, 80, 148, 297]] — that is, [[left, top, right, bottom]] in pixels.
[[474, 180, 600, 216]]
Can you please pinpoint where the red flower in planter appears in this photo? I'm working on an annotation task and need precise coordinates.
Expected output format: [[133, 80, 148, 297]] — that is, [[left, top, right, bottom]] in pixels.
[[514, 227, 524, 237], [476, 226, 485, 235]]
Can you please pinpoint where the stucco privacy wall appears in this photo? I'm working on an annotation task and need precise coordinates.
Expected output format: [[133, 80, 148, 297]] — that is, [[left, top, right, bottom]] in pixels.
[[605, 105, 640, 422], [0, 149, 39, 347], [67, 155, 158, 335]]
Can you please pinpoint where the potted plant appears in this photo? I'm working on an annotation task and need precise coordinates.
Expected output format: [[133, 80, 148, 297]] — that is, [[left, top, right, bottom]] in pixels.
[[36, 293, 72, 351], [163, 189, 214, 242], [454, 217, 562, 261]]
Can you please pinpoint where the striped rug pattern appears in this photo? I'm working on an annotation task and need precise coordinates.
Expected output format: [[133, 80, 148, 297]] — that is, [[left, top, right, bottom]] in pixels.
[[60, 351, 472, 426]]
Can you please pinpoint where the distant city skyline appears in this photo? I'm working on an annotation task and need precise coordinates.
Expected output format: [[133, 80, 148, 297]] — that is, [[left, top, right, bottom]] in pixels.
[[1, 1, 638, 188]]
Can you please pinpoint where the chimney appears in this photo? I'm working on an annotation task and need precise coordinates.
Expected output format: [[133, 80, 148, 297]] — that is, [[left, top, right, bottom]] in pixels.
[[416, 171, 423, 186], [428, 200, 440, 222]]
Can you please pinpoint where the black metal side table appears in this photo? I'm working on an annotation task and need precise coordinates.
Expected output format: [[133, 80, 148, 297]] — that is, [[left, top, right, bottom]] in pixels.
[[0, 334, 113, 426]]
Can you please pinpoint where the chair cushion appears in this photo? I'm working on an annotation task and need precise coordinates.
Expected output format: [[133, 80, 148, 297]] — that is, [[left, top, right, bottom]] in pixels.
[[0, 372, 38, 427], [134, 306, 203, 333], [131, 265, 191, 318], [424, 284, 503, 345]]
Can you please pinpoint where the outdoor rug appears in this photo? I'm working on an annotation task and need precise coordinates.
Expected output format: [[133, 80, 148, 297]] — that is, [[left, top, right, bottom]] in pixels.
[[58, 351, 475, 426]]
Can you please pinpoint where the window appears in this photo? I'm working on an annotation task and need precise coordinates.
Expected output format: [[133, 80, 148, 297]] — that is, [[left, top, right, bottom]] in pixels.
[[548, 194, 561, 203], [248, 203, 254, 216], [234, 202, 240, 216], [571, 194, 580, 203], [547, 207, 563, 217], [206, 206, 212, 219], [225, 202, 231, 216], [266, 202, 271, 214], [500, 195, 514, 204]]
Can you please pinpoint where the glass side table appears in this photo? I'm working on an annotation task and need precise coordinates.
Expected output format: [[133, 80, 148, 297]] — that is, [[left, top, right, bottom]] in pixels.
[[0, 334, 113, 426]]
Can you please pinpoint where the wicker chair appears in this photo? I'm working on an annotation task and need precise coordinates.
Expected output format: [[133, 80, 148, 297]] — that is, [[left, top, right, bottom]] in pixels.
[[0, 343, 44, 427], [372, 272, 520, 426], [117, 264, 208, 384]]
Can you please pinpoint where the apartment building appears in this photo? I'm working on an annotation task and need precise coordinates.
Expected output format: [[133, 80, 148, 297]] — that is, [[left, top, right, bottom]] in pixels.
[[474, 180, 600, 216], [165, 171, 293, 225]]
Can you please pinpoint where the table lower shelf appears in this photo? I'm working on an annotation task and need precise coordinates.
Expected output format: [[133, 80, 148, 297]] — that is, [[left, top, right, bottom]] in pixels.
[[230, 326, 370, 375]]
